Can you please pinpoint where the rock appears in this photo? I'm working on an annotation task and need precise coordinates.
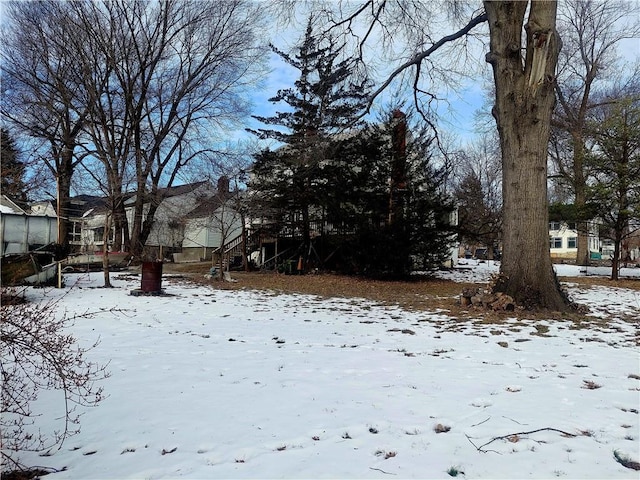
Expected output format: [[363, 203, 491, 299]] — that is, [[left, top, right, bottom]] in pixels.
[[491, 293, 516, 311], [461, 287, 478, 298]]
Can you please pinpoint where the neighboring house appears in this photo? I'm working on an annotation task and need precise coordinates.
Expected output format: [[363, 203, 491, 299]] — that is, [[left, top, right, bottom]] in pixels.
[[68, 195, 111, 253], [180, 177, 243, 262], [549, 221, 601, 261], [124, 181, 213, 259], [1, 195, 57, 255], [600, 221, 640, 263], [181, 202, 243, 262], [29, 200, 57, 217], [74, 180, 240, 260]]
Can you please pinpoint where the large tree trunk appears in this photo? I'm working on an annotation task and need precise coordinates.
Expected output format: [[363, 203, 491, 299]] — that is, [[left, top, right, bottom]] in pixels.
[[611, 232, 621, 281], [485, 0, 569, 311], [54, 142, 78, 256], [129, 178, 148, 259], [572, 134, 590, 266], [103, 212, 112, 288], [112, 195, 130, 252]]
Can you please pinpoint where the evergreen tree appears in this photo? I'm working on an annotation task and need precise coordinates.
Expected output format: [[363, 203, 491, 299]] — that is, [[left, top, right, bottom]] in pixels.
[[248, 18, 370, 270], [0, 128, 28, 203], [587, 97, 640, 279], [324, 110, 456, 277]]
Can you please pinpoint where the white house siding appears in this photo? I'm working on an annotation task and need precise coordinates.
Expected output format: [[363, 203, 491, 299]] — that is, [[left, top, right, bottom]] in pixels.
[[181, 206, 242, 261], [549, 221, 600, 260], [124, 183, 213, 252], [78, 212, 109, 253]]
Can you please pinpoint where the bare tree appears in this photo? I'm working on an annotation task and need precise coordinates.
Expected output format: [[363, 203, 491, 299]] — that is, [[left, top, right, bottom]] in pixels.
[[1, 1, 90, 253], [482, 1, 571, 309], [1, 290, 109, 472], [73, 0, 266, 259], [3, 0, 266, 262], [551, 0, 640, 266], [454, 134, 502, 256]]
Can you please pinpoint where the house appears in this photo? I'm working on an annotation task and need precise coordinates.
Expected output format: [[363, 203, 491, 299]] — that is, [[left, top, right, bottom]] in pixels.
[[179, 177, 244, 262], [68, 195, 111, 253], [73, 180, 243, 261], [125, 181, 214, 259], [600, 221, 640, 264], [548, 220, 601, 261]]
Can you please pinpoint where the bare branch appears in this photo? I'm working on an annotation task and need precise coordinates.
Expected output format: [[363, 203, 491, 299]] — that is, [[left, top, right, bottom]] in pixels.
[[365, 11, 488, 113]]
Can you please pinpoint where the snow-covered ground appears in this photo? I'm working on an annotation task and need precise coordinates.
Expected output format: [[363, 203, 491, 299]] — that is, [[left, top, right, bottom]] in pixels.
[[6, 263, 640, 479]]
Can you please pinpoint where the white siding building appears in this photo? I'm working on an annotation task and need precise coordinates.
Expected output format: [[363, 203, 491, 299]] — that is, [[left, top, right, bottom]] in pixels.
[[549, 221, 600, 260]]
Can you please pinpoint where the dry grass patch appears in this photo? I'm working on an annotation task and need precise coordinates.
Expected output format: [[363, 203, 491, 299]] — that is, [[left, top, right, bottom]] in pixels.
[[162, 263, 635, 327], [562, 276, 640, 291]]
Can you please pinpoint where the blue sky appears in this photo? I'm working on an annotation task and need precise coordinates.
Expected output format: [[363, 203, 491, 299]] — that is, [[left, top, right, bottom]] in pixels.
[[241, 7, 640, 151], [241, 45, 489, 150]]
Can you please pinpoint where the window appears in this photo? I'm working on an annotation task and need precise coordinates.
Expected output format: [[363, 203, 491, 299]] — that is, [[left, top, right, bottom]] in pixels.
[[549, 222, 561, 231], [70, 221, 82, 244], [567, 222, 577, 231], [550, 237, 562, 249], [567, 237, 577, 249]]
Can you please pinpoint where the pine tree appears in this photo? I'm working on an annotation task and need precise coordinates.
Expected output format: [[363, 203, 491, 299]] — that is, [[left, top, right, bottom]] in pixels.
[[248, 18, 370, 270], [324, 110, 456, 276], [1, 128, 28, 203]]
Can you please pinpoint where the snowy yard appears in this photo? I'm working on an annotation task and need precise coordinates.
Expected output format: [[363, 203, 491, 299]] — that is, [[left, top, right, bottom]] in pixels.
[[6, 263, 640, 479]]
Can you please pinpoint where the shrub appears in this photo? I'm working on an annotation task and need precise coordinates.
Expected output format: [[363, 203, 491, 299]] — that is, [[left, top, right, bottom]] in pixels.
[[1, 287, 108, 471]]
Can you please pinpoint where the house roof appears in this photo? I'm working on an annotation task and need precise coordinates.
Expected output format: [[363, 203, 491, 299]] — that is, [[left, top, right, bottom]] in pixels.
[[0, 195, 26, 214], [68, 182, 208, 215], [185, 190, 239, 219], [158, 181, 209, 198], [68, 195, 109, 218], [123, 181, 210, 206], [187, 198, 223, 219]]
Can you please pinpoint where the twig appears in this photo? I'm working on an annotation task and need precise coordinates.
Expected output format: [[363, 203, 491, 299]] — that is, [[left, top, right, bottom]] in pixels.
[[465, 434, 502, 454], [474, 428, 577, 452], [369, 467, 397, 475], [501, 416, 528, 426], [471, 416, 491, 427]]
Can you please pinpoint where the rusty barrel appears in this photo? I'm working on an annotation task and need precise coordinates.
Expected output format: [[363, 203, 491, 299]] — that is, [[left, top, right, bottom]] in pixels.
[[141, 261, 163, 292]]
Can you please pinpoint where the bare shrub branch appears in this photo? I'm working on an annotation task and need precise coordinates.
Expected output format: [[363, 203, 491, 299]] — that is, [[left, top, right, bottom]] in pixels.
[[1, 287, 110, 470]]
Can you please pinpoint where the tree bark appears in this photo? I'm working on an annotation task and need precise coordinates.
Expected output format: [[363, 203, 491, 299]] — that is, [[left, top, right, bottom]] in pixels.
[[55, 139, 79, 256], [485, 0, 569, 310], [570, 133, 590, 266], [102, 212, 112, 288]]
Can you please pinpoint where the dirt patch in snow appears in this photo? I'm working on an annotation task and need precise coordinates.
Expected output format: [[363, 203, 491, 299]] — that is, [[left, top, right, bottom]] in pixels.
[[167, 266, 472, 312], [160, 263, 639, 325]]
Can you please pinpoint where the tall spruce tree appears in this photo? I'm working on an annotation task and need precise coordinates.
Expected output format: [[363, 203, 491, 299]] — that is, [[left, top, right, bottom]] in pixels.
[[248, 18, 370, 270], [325, 110, 456, 276]]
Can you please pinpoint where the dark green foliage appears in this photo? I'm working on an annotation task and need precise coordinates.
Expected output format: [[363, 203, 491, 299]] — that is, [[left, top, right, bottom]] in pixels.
[[248, 19, 369, 143], [326, 114, 456, 276], [1, 128, 28, 203], [548, 202, 599, 223], [248, 17, 370, 269], [248, 20, 454, 277]]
